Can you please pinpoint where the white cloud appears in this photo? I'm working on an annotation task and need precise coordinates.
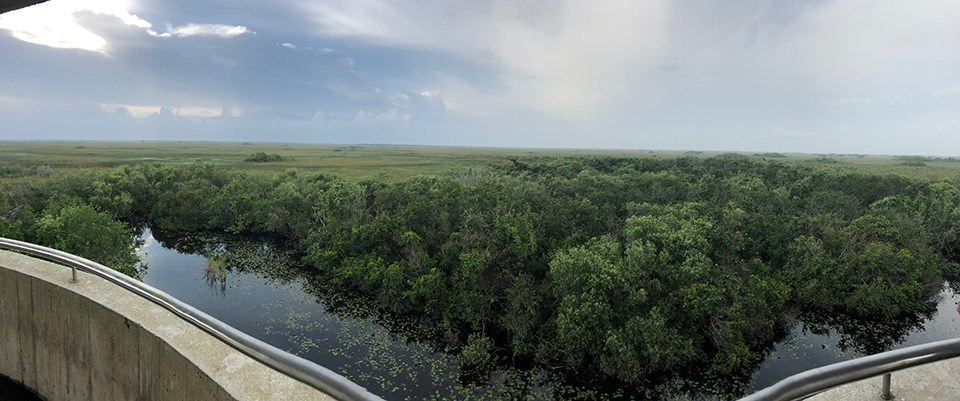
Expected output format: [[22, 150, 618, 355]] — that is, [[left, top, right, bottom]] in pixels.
[[300, 0, 667, 119], [279, 42, 335, 53], [769, 1, 960, 91], [220, 106, 243, 118], [100, 103, 159, 118], [0, 0, 151, 53], [174, 106, 223, 118], [100, 103, 225, 119], [156, 23, 253, 38], [0, 0, 253, 53]]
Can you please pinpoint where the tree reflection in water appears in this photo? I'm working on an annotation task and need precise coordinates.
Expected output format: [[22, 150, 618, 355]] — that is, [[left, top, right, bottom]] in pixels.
[[203, 253, 228, 297], [800, 302, 937, 356], [151, 228, 303, 298], [141, 228, 953, 400]]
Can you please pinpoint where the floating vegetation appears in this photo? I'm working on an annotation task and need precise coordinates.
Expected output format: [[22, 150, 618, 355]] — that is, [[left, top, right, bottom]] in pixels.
[[140, 229, 960, 401], [800, 301, 937, 355]]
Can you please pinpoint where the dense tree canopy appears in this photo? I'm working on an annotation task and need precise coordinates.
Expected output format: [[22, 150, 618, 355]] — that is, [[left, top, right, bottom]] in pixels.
[[1, 155, 956, 393]]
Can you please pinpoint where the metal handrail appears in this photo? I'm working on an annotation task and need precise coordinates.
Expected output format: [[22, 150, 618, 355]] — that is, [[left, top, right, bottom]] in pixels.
[[0, 237, 386, 401], [740, 336, 960, 401]]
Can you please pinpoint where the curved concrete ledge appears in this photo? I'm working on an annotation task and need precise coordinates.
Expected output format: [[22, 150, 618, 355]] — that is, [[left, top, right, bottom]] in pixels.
[[809, 357, 960, 401], [0, 250, 336, 401]]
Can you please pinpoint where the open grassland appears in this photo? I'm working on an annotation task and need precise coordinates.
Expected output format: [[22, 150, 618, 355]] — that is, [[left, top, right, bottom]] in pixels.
[[2, 140, 960, 181], [0, 141, 513, 180]]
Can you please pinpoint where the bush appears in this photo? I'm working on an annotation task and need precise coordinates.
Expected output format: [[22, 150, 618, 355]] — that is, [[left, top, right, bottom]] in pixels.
[[245, 152, 283, 163], [35, 203, 144, 278]]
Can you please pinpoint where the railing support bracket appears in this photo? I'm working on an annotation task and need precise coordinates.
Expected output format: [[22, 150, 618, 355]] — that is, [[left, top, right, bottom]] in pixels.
[[880, 373, 893, 400]]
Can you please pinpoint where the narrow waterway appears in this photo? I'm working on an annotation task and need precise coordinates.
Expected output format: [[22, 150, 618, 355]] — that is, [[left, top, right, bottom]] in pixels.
[[746, 284, 960, 392], [137, 228, 960, 400], [138, 228, 553, 400]]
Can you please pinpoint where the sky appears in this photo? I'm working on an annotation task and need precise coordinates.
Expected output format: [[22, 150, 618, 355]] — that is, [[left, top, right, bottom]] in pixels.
[[1, 0, 959, 155]]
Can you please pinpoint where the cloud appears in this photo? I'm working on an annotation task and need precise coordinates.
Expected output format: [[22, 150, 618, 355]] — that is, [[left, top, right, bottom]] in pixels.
[[155, 23, 253, 38], [172, 105, 223, 118], [100, 102, 227, 118], [278, 42, 335, 53], [820, 95, 915, 109], [0, 0, 151, 53], [100, 103, 160, 118], [300, 0, 667, 119], [4, 0, 960, 155], [0, 0, 253, 54], [935, 84, 960, 96], [0, 94, 28, 107], [767, 1, 960, 92]]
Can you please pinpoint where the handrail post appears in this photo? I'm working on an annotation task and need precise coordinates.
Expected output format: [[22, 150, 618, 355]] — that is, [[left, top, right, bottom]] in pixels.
[[880, 373, 893, 400], [69, 265, 77, 283]]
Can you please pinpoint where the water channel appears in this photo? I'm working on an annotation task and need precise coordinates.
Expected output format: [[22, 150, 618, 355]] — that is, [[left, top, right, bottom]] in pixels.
[[137, 228, 960, 400]]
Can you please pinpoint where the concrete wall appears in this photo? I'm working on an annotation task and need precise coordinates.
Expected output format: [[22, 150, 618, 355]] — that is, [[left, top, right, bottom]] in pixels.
[[0, 250, 336, 401]]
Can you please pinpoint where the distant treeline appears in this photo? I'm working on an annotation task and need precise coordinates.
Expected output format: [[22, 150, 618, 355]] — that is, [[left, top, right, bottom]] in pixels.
[[2, 154, 959, 393], [896, 155, 960, 163], [753, 152, 787, 158], [245, 152, 284, 162]]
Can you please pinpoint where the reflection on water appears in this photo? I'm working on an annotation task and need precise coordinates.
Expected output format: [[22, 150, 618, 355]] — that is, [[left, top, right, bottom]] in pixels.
[[139, 228, 554, 400], [746, 286, 960, 393], [202, 253, 228, 298], [138, 228, 960, 400]]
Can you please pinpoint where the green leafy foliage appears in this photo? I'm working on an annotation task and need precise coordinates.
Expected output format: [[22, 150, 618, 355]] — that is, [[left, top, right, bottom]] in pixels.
[[788, 212, 939, 318], [0, 154, 955, 393], [245, 152, 283, 162], [35, 201, 144, 278]]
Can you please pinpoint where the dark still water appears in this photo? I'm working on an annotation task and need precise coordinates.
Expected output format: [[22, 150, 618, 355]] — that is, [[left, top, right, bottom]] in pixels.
[[137, 228, 960, 400], [746, 283, 960, 393], [139, 228, 555, 401]]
